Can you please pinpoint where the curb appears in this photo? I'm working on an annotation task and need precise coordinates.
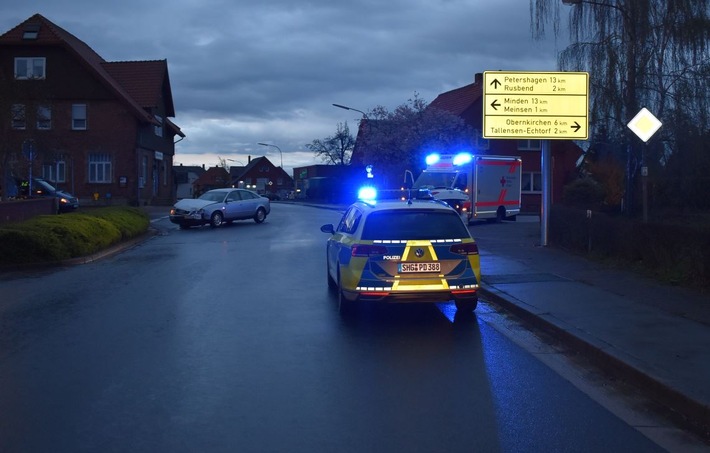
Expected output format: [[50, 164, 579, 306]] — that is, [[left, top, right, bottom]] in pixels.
[[479, 284, 710, 442], [61, 228, 160, 265]]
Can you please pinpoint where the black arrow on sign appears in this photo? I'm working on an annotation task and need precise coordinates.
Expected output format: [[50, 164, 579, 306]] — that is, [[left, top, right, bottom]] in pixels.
[[571, 121, 581, 133], [490, 79, 501, 89], [490, 100, 501, 110]]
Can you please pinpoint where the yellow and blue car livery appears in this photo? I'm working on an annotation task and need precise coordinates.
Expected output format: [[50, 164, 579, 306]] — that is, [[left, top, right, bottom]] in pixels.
[[321, 198, 481, 314]]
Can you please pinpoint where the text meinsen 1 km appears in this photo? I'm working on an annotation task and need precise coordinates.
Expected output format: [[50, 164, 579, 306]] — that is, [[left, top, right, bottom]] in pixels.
[[491, 118, 554, 136]]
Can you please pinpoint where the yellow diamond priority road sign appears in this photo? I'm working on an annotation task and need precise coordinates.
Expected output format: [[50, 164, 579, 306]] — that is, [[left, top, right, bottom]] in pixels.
[[482, 71, 589, 140], [627, 108, 662, 143]]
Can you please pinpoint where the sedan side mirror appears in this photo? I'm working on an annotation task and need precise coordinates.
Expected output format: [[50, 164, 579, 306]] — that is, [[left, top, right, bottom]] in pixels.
[[320, 224, 335, 234]]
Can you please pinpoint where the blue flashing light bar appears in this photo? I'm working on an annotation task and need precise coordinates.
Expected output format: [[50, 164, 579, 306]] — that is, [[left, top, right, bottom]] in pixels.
[[425, 153, 441, 166], [358, 186, 377, 202], [453, 152, 473, 166]]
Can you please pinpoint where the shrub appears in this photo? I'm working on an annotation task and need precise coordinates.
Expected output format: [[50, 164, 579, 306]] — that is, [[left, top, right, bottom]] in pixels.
[[562, 178, 605, 209], [0, 207, 150, 266]]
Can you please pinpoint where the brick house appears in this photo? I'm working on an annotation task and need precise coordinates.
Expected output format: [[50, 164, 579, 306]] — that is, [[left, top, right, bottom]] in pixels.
[[0, 14, 184, 206], [193, 166, 230, 198], [230, 156, 293, 199]]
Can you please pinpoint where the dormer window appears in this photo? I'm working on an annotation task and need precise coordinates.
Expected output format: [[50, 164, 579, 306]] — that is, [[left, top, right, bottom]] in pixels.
[[23, 24, 40, 40]]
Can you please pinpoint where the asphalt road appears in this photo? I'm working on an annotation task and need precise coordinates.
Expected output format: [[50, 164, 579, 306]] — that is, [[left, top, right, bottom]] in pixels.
[[0, 203, 677, 452]]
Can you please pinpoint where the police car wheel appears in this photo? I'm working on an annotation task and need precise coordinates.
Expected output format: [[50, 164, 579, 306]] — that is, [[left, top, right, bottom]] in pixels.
[[337, 272, 355, 315], [327, 265, 337, 291], [455, 299, 478, 312]]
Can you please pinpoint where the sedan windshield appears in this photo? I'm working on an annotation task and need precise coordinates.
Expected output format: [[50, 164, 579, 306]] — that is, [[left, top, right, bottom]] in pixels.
[[361, 210, 469, 240], [198, 191, 227, 202]]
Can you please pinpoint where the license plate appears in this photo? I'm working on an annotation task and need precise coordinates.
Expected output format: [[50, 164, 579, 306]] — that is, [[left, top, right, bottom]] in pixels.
[[398, 262, 441, 273]]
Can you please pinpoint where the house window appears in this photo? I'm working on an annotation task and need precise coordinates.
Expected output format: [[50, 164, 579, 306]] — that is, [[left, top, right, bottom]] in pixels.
[[517, 139, 541, 151], [42, 161, 66, 183], [11, 104, 26, 129], [163, 161, 168, 186], [37, 105, 51, 130], [72, 104, 87, 130], [89, 153, 112, 183], [154, 115, 163, 137], [522, 172, 542, 194], [14, 57, 46, 79]]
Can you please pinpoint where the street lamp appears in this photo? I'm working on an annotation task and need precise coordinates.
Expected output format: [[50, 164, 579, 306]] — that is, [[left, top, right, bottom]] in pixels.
[[332, 103, 368, 118], [257, 142, 283, 168], [226, 158, 244, 166]]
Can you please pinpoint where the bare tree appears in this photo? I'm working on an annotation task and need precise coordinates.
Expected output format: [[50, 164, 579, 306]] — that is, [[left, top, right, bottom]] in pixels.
[[306, 121, 354, 165], [530, 0, 710, 211]]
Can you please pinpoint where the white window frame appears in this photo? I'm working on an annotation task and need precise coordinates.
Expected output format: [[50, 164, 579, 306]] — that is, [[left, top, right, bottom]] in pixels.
[[517, 139, 541, 151], [154, 115, 163, 137], [11, 104, 26, 129], [37, 105, 52, 130], [42, 161, 66, 183], [89, 153, 112, 183], [521, 172, 542, 194], [14, 57, 46, 80], [72, 104, 87, 130]]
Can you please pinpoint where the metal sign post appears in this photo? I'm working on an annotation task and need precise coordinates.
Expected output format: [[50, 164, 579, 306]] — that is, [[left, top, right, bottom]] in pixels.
[[627, 108, 662, 223]]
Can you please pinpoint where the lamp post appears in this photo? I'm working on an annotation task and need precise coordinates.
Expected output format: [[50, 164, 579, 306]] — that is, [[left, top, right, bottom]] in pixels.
[[226, 158, 244, 166], [332, 103, 367, 119], [257, 142, 283, 168]]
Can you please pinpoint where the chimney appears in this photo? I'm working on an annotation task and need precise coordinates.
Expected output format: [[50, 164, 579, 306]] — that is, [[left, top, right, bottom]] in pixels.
[[475, 73, 483, 85], [248, 155, 251, 163]]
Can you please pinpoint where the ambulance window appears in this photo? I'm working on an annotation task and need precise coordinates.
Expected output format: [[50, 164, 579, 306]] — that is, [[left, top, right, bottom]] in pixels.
[[454, 174, 467, 190]]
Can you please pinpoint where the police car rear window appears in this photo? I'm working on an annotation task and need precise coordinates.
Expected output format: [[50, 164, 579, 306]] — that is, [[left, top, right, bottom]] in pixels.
[[361, 210, 469, 240]]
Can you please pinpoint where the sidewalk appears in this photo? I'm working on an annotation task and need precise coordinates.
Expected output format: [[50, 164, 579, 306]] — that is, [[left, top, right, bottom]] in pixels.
[[472, 215, 710, 440]]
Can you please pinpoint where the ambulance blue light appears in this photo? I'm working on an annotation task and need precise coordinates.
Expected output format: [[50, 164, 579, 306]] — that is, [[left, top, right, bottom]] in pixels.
[[453, 152, 473, 166], [425, 153, 441, 166], [358, 186, 377, 201]]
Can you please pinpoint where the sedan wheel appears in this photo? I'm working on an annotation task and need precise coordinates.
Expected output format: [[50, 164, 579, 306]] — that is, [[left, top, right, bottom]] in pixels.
[[254, 207, 266, 223], [210, 211, 224, 228]]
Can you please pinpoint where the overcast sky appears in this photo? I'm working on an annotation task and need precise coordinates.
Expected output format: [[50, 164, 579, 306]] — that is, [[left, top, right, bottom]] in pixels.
[[3, 0, 567, 175]]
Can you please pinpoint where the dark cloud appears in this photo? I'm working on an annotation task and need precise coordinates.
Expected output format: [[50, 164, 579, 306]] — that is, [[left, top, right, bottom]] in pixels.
[[2, 0, 565, 173]]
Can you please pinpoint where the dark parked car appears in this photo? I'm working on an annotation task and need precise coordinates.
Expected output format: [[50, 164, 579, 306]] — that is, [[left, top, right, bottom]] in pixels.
[[169, 188, 271, 229], [18, 178, 79, 213]]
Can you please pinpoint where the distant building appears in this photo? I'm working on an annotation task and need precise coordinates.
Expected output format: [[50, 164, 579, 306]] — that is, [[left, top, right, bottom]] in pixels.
[[173, 165, 205, 199], [0, 14, 184, 206], [230, 156, 293, 198], [193, 166, 231, 197]]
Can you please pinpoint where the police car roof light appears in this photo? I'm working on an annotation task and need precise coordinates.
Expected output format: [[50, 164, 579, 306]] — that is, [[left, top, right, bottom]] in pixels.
[[358, 186, 377, 202]]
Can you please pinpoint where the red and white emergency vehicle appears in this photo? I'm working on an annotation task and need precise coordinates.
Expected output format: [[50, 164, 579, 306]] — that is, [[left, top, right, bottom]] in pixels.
[[413, 153, 522, 223]]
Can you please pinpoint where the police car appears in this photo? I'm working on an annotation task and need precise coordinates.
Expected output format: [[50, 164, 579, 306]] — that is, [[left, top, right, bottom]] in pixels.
[[320, 190, 481, 315]]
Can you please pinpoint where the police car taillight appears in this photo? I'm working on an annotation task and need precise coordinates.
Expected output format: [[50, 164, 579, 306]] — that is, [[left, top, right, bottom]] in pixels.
[[352, 244, 388, 257], [449, 243, 479, 255]]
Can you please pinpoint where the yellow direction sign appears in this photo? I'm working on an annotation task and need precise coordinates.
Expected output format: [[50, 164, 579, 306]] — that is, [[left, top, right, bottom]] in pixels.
[[482, 71, 589, 140]]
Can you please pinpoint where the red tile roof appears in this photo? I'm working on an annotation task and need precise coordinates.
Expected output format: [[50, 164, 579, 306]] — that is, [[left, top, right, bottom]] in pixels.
[[104, 60, 175, 116], [428, 82, 482, 116]]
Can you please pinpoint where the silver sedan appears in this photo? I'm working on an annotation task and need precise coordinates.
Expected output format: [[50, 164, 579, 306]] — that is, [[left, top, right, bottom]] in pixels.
[[169, 188, 271, 229]]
